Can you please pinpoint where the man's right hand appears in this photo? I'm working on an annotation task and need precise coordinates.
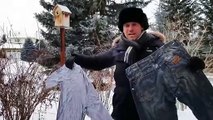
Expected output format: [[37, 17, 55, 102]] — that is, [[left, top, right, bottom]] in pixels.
[[65, 56, 75, 69]]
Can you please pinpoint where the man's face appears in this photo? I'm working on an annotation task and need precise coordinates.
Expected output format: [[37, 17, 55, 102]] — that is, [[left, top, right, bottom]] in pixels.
[[123, 22, 143, 41]]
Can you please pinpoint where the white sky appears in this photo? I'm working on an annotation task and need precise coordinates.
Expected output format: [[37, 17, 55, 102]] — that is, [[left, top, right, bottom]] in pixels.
[[0, 0, 50, 38], [0, 0, 159, 38], [143, 0, 159, 23]]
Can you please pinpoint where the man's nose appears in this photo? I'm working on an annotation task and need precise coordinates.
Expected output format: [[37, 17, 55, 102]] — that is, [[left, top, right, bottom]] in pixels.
[[128, 25, 134, 31]]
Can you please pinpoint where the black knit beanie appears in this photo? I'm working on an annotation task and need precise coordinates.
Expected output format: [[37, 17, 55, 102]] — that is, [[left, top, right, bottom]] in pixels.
[[118, 7, 149, 32]]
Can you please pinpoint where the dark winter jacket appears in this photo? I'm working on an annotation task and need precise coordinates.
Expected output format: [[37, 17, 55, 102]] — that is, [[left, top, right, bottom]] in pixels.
[[72, 31, 164, 120], [74, 31, 164, 87]]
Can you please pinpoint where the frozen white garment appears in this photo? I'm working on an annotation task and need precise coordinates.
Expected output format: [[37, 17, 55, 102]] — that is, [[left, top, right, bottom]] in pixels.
[[46, 64, 113, 120]]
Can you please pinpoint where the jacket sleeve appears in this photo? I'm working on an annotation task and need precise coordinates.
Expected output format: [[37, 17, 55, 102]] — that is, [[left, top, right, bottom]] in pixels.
[[74, 48, 115, 70]]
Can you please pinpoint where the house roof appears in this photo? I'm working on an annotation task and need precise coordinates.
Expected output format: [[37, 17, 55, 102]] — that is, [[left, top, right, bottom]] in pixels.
[[0, 37, 39, 50], [0, 43, 23, 49]]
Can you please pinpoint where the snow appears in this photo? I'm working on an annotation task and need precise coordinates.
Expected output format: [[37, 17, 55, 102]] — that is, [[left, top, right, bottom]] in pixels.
[[29, 77, 212, 120], [0, 42, 23, 49], [23, 94, 200, 120], [0, 60, 212, 120], [2, 91, 196, 120], [0, 105, 198, 120], [178, 109, 197, 120], [1, 78, 212, 120]]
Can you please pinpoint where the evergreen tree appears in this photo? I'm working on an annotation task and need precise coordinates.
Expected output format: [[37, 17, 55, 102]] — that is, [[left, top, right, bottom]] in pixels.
[[35, 39, 47, 50], [21, 38, 36, 62], [35, 0, 152, 67], [197, 0, 213, 54], [1, 34, 7, 43], [156, 0, 199, 40], [155, 0, 213, 72], [198, 0, 213, 34]]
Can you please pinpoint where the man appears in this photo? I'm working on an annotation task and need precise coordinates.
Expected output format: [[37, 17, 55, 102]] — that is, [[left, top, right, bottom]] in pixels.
[[66, 7, 164, 120], [65, 7, 206, 120]]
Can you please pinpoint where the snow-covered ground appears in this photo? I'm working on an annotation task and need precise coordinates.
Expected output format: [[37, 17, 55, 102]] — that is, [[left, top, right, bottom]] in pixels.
[[31, 76, 212, 120], [2, 94, 195, 120], [26, 96, 199, 120], [0, 76, 212, 120], [0, 104, 198, 120]]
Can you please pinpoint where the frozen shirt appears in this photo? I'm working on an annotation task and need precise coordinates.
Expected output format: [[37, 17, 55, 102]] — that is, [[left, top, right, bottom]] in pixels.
[[46, 64, 113, 120]]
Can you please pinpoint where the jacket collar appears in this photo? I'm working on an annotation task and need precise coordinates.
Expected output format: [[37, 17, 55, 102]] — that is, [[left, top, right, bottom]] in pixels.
[[120, 31, 156, 50]]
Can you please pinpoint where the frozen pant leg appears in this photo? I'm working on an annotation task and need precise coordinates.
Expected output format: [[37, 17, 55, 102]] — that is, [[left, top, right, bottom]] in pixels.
[[166, 62, 213, 118], [161, 41, 213, 120], [82, 71, 113, 120], [126, 40, 213, 120], [171, 63, 213, 120]]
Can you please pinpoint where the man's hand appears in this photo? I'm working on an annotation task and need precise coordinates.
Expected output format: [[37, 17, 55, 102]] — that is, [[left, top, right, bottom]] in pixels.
[[65, 56, 75, 69]]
